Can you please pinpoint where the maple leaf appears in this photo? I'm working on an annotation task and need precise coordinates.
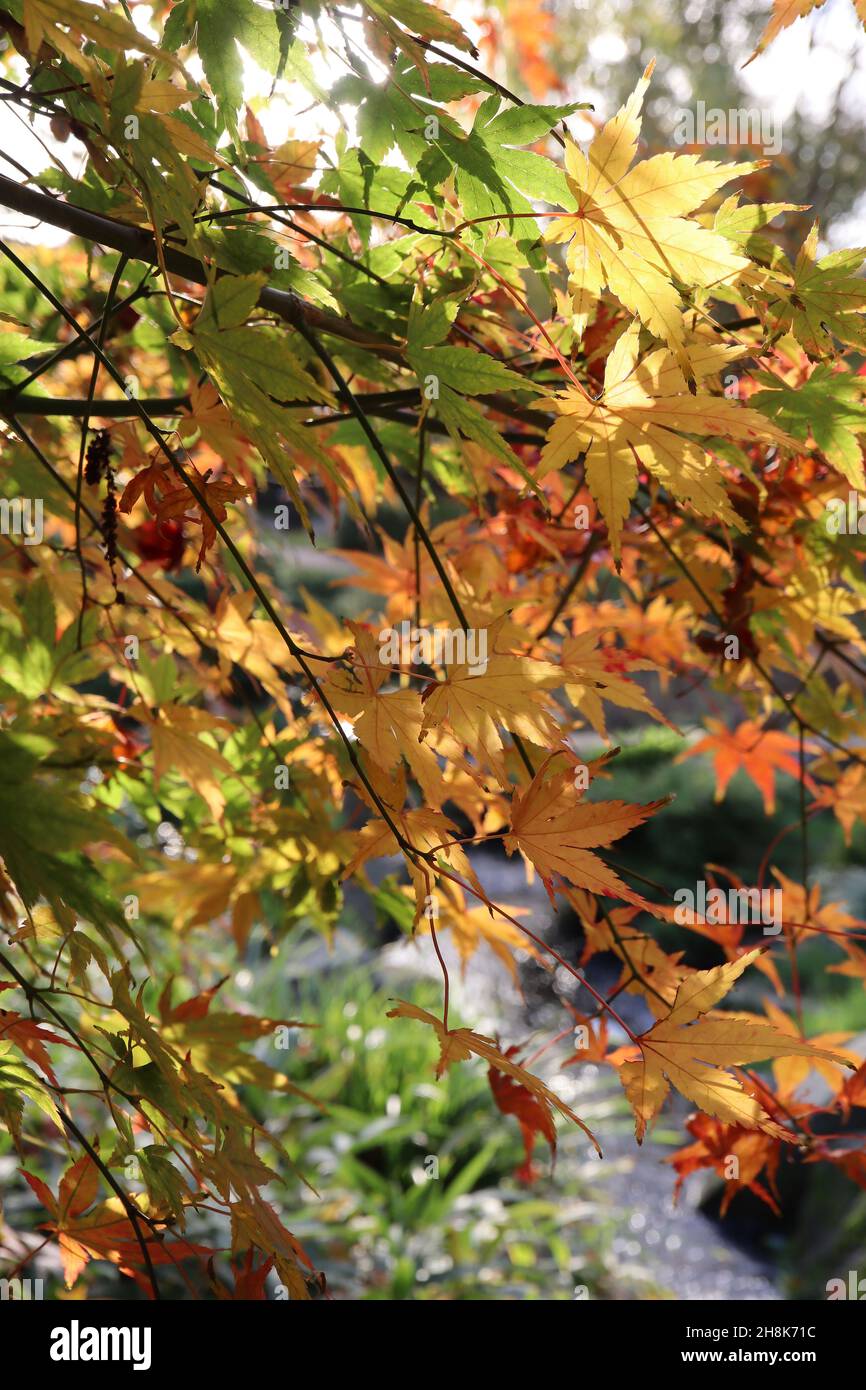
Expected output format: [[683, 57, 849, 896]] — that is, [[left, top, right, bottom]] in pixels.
[[253, 138, 320, 200], [562, 1009, 611, 1066], [655, 865, 785, 996], [569, 889, 691, 1016], [537, 323, 796, 561], [561, 628, 675, 739], [810, 764, 866, 845], [412, 881, 541, 985], [153, 468, 250, 572], [0, 1008, 71, 1086], [762, 225, 866, 357], [807, 1143, 866, 1192], [418, 619, 564, 781], [118, 454, 171, 516], [712, 195, 809, 272], [218, 1249, 275, 1301], [416, 88, 587, 274], [667, 1112, 782, 1216], [177, 378, 250, 468], [173, 275, 348, 537], [323, 622, 442, 803], [503, 754, 668, 906], [161, 987, 318, 1101], [545, 63, 757, 377], [745, 0, 866, 66], [361, 0, 476, 81], [165, 0, 280, 132], [769, 866, 863, 943], [343, 765, 485, 920], [23, 0, 181, 74], [387, 999, 601, 1154], [0, 1040, 64, 1142], [22, 1158, 210, 1293], [676, 717, 814, 815], [134, 702, 236, 819], [751, 363, 866, 488], [761, 997, 859, 1100], [612, 948, 853, 1142], [488, 1046, 557, 1183]]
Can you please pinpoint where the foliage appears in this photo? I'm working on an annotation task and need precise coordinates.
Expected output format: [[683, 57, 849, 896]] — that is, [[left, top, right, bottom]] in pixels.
[[0, 0, 865, 1301]]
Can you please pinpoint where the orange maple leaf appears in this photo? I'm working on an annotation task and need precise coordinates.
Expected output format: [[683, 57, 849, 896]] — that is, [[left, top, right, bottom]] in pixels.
[[676, 718, 815, 814], [503, 754, 668, 906], [488, 1045, 557, 1183]]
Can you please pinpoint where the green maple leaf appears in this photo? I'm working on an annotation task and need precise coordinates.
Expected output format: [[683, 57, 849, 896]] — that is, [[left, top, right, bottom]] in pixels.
[[752, 364, 866, 488], [332, 59, 488, 167], [417, 95, 590, 272], [0, 1044, 63, 1142], [764, 225, 866, 357], [165, 0, 281, 132]]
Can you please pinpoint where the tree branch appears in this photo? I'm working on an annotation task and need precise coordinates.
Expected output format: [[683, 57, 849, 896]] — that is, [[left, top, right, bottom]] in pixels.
[[0, 173, 404, 360]]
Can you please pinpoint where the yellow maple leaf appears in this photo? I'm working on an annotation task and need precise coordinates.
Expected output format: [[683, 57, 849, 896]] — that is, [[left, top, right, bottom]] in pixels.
[[23, 0, 182, 73], [562, 629, 676, 739], [178, 380, 250, 468], [613, 948, 854, 1142], [569, 888, 689, 1017], [386, 999, 601, 1154], [342, 766, 484, 921], [324, 623, 442, 804], [254, 139, 320, 198], [811, 765, 866, 846], [418, 618, 563, 782], [545, 62, 757, 376], [761, 998, 859, 1100], [745, 0, 866, 66], [538, 323, 797, 561]]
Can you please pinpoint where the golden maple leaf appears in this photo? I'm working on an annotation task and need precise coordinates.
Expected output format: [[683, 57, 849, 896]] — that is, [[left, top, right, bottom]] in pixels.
[[342, 765, 484, 920], [761, 997, 860, 1100], [613, 949, 854, 1142], [23, 0, 181, 74], [134, 702, 235, 821], [323, 622, 442, 804], [178, 379, 249, 468], [545, 62, 757, 376], [538, 324, 797, 562], [411, 880, 542, 985], [503, 754, 668, 906], [386, 999, 601, 1154], [418, 618, 564, 783], [745, 0, 866, 67], [562, 628, 675, 739]]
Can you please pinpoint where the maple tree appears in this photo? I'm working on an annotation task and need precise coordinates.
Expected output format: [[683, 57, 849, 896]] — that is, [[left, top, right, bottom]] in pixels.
[[0, 0, 864, 1303]]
